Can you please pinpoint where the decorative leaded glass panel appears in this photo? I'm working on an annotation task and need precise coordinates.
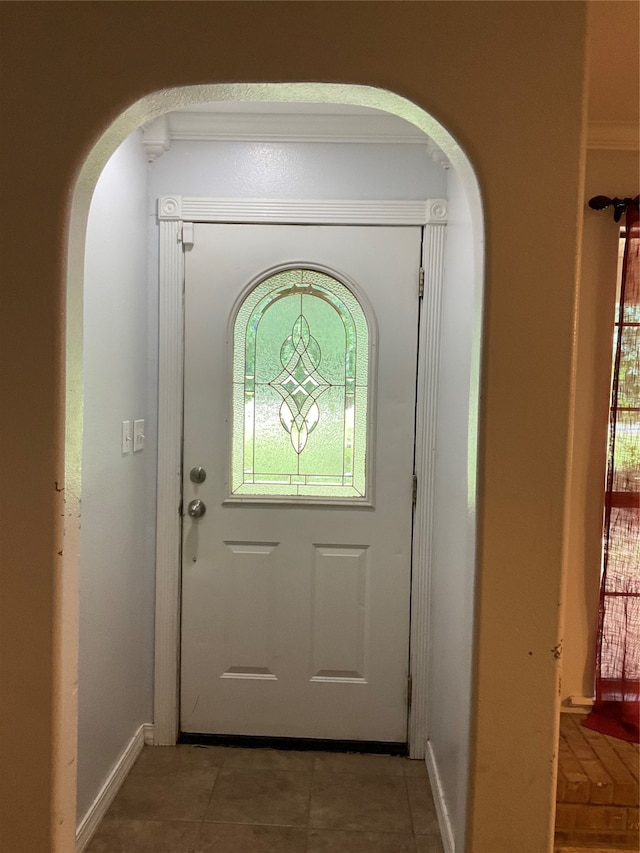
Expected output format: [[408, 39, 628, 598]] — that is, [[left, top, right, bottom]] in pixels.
[[231, 268, 370, 499]]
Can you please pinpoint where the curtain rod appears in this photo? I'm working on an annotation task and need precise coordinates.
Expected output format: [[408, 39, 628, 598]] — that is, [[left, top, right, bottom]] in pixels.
[[588, 194, 640, 223]]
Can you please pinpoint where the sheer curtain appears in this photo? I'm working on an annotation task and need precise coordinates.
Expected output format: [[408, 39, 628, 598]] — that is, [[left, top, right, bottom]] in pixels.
[[584, 200, 640, 743]]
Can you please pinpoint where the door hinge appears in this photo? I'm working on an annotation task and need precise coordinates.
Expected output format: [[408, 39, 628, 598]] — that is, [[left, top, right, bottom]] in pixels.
[[412, 474, 418, 507], [418, 267, 425, 299], [181, 222, 194, 250], [407, 675, 413, 707]]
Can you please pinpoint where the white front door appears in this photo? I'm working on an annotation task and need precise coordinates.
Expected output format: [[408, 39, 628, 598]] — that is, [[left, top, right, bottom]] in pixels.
[[180, 223, 421, 743]]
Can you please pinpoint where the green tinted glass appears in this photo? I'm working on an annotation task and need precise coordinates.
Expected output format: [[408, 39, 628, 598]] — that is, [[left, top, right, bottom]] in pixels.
[[231, 269, 369, 498]]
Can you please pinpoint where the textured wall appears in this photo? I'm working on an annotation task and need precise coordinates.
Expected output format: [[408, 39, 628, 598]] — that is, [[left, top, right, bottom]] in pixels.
[[76, 132, 155, 823], [150, 138, 446, 201]]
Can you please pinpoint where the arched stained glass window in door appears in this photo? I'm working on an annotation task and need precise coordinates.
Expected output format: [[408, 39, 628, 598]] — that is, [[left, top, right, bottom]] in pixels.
[[231, 268, 370, 499]]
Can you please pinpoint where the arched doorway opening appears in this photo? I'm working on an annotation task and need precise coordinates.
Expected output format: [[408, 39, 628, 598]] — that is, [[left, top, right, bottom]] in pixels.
[[65, 83, 484, 852]]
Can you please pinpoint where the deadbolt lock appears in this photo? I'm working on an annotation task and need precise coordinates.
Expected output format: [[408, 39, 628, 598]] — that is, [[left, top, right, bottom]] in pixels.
[[187, 499, 206, 519]]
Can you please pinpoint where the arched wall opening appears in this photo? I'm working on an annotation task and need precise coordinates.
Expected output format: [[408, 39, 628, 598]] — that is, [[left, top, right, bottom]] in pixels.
[[65, 83, 484, 853]]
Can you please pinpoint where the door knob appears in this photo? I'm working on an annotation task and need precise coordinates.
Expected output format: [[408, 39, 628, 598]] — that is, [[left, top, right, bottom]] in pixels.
[[187, 499, 206, 519]]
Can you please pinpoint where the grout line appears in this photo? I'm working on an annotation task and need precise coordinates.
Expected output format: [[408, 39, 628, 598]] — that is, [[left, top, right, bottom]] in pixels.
[[405, 772, 422, 853], [201, 751, 226, 819], [404, 770, 417, 838], [188, 820, 203, 853], [304, 758, 314, 851]]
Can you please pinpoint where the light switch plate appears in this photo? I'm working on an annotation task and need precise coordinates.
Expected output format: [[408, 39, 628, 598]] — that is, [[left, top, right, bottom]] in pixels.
[[133, 419, 145, 452], [121, 420, 132, 454]]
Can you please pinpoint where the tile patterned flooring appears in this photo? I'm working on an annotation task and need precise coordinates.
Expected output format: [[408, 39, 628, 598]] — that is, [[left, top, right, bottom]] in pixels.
[[87, 745, 445, 853]]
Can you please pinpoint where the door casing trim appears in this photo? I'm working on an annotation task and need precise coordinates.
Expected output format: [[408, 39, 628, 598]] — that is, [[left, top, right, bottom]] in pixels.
[[154, 196, 448, 757]]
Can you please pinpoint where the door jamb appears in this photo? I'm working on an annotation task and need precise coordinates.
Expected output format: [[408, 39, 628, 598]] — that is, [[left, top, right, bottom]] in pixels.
[[154, 195, 448, 758]]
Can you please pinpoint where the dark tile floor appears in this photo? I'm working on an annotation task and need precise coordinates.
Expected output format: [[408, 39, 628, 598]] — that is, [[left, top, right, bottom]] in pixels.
[[87, 745, 445, 852]]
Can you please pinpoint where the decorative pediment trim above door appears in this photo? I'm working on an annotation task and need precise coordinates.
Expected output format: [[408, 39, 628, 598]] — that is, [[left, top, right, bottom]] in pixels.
[[157, 196, 449, 226]]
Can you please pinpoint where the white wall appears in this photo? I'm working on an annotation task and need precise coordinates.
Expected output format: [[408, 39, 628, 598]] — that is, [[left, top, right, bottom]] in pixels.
[[427, 166, 477, 850], [77, 131, 155, 822], [150, 139, 446, 199]]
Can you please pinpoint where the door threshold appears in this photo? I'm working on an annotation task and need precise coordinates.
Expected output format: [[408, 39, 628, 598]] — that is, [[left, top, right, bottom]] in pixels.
[[178, 732, 408, 755]]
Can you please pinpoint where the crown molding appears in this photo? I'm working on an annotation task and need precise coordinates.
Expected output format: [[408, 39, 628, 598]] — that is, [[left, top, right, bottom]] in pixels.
[[142, 116, 170, 162], [170, 111, 429, 143], [144, 114, 638, 163], [587, 121, 640, 151], [142, 112, 450, 168]]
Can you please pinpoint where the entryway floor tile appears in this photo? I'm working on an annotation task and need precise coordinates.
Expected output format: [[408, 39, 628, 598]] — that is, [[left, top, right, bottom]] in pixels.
[[86, 745, 444, 852], [107, 760, 219, 822], [309, 771, 412, 832], [205, 768, 312, 827], [220, 747, 315, 773], [85, 818, 200, 853], [194, 822, 307, 852], [415, 834, 446, 853], [130, 744, 227, 774], [406, 776, 441, 835], [307, 828, 417, 852], [312, 752, 406, 776]]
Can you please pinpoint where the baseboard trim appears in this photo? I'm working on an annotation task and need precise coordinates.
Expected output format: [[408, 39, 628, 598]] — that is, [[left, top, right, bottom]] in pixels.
[[76, 723, 152, 852], [562, 697, 594, 713], [425, 739, 455, 853]]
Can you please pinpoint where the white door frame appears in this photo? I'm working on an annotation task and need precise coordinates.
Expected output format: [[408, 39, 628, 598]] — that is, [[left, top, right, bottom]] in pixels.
[[153, 195, 448, 758]]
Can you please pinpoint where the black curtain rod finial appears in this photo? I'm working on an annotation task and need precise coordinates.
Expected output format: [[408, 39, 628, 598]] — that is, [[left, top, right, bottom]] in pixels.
[[588, 194, 640, 223]]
